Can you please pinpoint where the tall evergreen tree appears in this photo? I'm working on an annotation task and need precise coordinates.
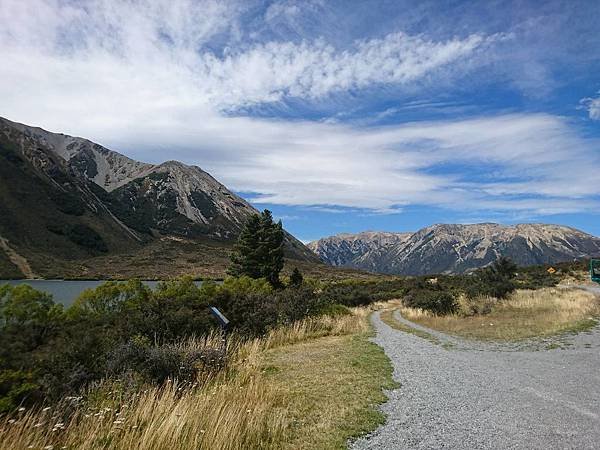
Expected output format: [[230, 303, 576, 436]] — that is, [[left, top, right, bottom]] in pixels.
[[259, 210, 284, 287], [228, 210, 285, 287], [228, 214, 263, 279]]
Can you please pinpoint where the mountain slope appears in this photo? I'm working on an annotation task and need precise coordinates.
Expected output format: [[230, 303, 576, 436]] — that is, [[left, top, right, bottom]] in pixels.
[[308, 224, 600, 275], [308, 231, 412, 269], [0, 117, 316, 278]]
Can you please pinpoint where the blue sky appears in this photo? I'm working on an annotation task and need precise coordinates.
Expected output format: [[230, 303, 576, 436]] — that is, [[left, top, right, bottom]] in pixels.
[[1, 0, 600, 242]]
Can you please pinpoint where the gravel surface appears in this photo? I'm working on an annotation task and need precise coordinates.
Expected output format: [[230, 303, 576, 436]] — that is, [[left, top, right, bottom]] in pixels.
[[351, 287, 600, 450]]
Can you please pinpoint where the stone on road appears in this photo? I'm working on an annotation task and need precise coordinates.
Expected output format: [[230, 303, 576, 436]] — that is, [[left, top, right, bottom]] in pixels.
[[352, 304, 600, 449]]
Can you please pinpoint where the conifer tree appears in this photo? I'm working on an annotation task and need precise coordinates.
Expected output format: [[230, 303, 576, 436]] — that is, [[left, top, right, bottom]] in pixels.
[[228, 214, 263, 279], [228, 209, 285, 287], [259, 210, 284, 287]]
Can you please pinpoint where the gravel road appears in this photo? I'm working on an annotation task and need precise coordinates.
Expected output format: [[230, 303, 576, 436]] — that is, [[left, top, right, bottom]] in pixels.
[[351, 287, 600, 450]]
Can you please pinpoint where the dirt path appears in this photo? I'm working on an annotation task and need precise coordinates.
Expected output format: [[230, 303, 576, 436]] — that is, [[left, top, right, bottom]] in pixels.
[[0, 234, 38, 278], [351, 305, 600, 449]]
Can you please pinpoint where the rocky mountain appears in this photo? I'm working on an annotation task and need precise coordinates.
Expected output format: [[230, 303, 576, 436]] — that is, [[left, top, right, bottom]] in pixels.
[[308, 231, 412, 270], [0, 117, 316, 278], [308, 224, 600, 275]]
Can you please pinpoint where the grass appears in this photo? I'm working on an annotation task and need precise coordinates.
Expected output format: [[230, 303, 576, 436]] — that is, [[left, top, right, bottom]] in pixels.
[[259, 312, 397, 449], [0, 308, 395, 449], [378, 302, 441, 345], [400, 287, 600, 341]]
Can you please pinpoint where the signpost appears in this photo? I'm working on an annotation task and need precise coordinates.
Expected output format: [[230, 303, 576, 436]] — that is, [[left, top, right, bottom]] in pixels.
[[209, 306, 230, 329], [209, 306, 230, 365], [591, 259, 600, 284]]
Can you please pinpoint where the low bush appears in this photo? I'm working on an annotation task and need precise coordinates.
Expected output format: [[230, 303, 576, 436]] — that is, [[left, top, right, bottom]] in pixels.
[[0, 369, 40, 413], [403, 288, 458, 315], [65, 224, 108, 253], [319, 303, 352, 317], [464, 257, 517, 300], [106, 337, 226, 384], [320, 279, 406, 307], [217, 284, 327, 336]]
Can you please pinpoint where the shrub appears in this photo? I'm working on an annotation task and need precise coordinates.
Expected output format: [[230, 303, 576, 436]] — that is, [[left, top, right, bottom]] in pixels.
[[319, 303, 352, 317], [289, 268, 304, 287], [216, 285, 326, 336], [465, 257, 517, 300], [106, 337, 226, 384], [321, 283, 373, 307], [403, 288, 458, 315], [0, 369, 40, 413], [64, 224, 108, 253]]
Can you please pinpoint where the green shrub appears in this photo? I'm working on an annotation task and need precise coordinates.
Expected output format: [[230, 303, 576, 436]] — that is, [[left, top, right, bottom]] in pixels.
[[289, 268, 304, 287], [404, 289, 458, 315], [465, 257, 518, 300], [106, 337, 225, 384], [0, 369, 40, 413], [64, 224, 108, 253], [214, 284, 326, 336], [319, 303, 352, 317]]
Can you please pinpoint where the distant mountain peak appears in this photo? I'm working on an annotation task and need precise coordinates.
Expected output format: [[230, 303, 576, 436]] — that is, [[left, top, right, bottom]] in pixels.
[[309, 223, 600, 275]]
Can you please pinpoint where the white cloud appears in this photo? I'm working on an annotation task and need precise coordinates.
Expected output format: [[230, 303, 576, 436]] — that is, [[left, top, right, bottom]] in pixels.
[[0, 0, 492, 114], [580, 92, 600, 120], [0, 0, 599, 219], [88, 112, 600, 216]]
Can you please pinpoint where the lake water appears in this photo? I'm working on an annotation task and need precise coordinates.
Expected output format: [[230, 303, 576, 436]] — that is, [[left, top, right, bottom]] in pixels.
[[0, 280, 204, 307]]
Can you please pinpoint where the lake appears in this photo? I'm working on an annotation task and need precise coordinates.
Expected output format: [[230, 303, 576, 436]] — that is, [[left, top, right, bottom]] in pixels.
[[0, 280, 204, 307]]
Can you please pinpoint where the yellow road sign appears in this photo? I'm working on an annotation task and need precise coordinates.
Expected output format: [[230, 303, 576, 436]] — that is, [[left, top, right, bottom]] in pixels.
[[547, 267, 556, 274]]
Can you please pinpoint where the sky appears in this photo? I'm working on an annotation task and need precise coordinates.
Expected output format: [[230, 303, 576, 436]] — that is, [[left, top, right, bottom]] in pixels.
[[1, 0, 599, 242]]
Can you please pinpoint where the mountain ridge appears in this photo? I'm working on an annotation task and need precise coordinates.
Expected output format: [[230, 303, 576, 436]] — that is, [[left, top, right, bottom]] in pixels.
[[0, 116, 317, 278], [308, 223, 600, 275]]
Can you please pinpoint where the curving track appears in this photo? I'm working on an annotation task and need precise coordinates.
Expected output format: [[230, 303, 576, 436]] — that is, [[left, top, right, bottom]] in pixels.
[[352, 287, 600, 449]]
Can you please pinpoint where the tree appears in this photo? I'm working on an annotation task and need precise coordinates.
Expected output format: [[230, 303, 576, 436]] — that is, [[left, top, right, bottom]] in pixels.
[[289, 267, 303, 287], [259, 210, 284, 287], [229, 210, 285, 287], [228, 214, 263, 279]]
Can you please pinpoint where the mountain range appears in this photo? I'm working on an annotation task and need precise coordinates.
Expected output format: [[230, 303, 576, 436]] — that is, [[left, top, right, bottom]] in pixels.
[[0, 117, 317, 279], [308, 224, 600, 275], [3, 116, 599, 280]]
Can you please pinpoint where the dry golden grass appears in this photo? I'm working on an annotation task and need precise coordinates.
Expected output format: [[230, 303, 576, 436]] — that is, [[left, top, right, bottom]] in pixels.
[[380, 312, 435, 343], [0, 308, 393, 450], [400, 287, 600, 341]]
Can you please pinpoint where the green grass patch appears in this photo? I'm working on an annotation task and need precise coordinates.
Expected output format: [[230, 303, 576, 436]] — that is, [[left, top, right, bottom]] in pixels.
[[259, 329, 397, 449]]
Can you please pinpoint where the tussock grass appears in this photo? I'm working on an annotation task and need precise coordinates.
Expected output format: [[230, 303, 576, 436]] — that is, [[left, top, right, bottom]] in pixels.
[[400, 287, 600, 341], [0, 308, 391, 450]]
